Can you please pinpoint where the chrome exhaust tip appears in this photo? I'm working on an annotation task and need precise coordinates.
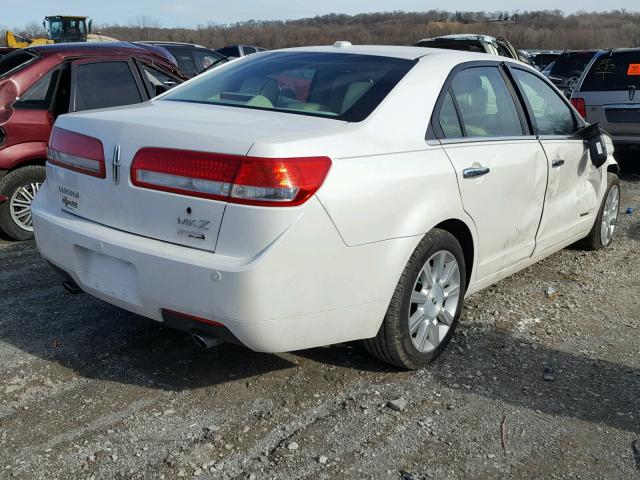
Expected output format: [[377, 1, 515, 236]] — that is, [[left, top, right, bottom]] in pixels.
[[191, 333, 221, 349], [62, 280, 83, 295]]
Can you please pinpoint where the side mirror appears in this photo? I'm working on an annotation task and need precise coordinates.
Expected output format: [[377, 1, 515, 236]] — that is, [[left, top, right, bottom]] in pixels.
[[88, 20, 93, 33], [575, 122, 607, 168]]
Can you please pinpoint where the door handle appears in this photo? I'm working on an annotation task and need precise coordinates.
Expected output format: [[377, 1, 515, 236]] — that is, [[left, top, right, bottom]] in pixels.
[[462, 167, 490, 179], [552, 159, 565, 168]]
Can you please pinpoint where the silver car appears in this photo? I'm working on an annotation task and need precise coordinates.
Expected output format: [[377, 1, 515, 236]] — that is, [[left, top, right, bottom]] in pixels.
[[572, 49, 640, 152]]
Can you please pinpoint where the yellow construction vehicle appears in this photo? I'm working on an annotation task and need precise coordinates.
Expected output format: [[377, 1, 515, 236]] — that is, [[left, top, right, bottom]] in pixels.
[[6, 15, 117, 48]]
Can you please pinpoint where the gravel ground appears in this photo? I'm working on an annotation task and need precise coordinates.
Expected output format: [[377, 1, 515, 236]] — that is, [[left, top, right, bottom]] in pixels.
[[0, 166, 639, 480]]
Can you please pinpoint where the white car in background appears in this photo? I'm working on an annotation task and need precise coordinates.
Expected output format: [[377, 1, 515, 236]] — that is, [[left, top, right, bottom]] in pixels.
[[32, 43, 620, 369]]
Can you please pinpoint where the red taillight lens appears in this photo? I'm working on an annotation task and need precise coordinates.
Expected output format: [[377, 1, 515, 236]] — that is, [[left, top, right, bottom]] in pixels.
[[47, 127, 106, 178], [131, 148, 331, 207], [571, 97, 586, 118], [131, 148, 241, 201]]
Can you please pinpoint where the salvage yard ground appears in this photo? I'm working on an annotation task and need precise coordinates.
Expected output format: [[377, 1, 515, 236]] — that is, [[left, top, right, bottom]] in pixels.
[[1, 165, 639, 479]]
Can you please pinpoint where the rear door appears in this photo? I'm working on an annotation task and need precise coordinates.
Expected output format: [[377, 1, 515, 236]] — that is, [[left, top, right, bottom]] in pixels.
[[508, 65, 602, 253], [433, 63, 548, 281], [576, 51, 640, 144]]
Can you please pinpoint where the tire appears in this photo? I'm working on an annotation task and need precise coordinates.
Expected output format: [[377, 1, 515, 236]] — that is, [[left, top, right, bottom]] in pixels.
[[364, 229, 466, 370], [0, 165, 46, 241], [576, 173, 620, 251]]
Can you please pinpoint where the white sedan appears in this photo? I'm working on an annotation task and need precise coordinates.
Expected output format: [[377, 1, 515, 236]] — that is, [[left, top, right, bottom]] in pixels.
[[32, 44, 620, 369]]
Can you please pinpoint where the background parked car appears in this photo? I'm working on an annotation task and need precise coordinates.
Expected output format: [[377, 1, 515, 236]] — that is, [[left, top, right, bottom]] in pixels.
[[0, 48, 16, 58], [531, 51, 561, 71], [136, 41, 229, 77], [215, 44, 267, 58], [415, 34, 522, 62], [571, 48, 640, 152], [547, 50, 599, 97], [0, 42, 186, 240]]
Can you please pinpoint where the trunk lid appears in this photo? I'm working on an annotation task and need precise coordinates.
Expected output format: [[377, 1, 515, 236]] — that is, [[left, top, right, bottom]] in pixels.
[[48, 100, 345, 252]]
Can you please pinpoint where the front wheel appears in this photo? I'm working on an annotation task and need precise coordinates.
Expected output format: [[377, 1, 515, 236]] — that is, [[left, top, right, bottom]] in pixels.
[[0, 165, 46, 241], [363, 229, 466, 369], [577, 173, 620, 250]]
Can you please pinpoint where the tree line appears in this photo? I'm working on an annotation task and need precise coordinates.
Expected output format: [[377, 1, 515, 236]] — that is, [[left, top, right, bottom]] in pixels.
[[2, 10, 640, 50]]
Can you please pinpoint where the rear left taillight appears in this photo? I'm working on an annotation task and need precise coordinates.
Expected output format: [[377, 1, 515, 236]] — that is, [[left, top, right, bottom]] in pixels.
[[131, 148, 331, 207], [571, 97, 587, 119], [47, 127, 106, 178]]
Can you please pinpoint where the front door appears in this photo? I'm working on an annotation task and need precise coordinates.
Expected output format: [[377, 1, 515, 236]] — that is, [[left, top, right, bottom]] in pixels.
[[508, 66, 602, 254]]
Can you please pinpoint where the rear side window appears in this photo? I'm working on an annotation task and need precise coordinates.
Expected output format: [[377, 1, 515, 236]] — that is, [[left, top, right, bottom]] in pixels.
[[74, 61, 142, 111], [512, 69, 577, 136], [242, 46, 257, 55], [162, 52, 415, 122], [14, 68, 60, 110], [438, 91, 463, 138], [217, 46, 240, 58], [580, 51, 640, 91], [449, 67, 523, 137]]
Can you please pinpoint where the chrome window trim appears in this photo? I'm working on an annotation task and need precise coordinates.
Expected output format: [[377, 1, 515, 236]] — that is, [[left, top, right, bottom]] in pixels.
[[439, 135, 538, 145]]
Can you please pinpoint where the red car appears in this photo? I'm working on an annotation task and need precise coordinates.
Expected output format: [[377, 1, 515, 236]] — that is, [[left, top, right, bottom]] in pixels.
[[0, 42, 186, 240]]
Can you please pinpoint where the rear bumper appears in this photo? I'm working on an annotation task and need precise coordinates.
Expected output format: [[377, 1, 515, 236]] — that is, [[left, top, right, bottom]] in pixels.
[[32, 191, 416, 352]]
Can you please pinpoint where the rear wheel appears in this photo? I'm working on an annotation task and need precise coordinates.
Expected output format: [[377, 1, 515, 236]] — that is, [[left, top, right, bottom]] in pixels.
[[0, 165, 46, 241], [364, 229, 466, 369], [577, 173, 620, 250]]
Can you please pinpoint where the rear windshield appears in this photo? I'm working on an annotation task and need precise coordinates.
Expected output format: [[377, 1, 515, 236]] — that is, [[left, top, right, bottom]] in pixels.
[[581, 51, 640, 91], [0, 49, 38, 78], [162, 51, 415, 121], [550, 51, 597, 77]]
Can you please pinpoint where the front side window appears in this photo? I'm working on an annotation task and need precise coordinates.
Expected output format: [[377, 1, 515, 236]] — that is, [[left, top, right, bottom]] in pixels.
[[162, 52, 415, 121], [450, 66, 523, 137], [74, 61, 142, 111], [14, 68, 60, 110], [140, 63, 178, 97], [512, 69, 577, 136]]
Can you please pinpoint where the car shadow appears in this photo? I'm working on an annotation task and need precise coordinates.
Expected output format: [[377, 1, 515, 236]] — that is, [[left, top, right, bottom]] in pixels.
[[294, 329, 640, 434], [0, 244, 638, 434]]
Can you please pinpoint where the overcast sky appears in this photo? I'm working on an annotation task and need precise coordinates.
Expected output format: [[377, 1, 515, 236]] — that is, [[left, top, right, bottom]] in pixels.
[[3, 0, 639, 28]]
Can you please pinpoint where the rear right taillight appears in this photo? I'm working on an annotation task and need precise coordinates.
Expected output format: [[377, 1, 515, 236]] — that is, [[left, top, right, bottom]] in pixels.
[[571, 97, 586, 119], [47, 127, 106, 178], [131, 148, 331, 207]]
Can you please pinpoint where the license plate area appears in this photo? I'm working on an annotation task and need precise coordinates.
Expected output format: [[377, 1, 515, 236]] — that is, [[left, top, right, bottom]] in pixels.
[[73, 245, 141, 306], [605, 108, 640, 123]]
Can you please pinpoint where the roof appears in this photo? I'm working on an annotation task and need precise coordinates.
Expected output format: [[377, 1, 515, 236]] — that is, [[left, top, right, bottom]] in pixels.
[[29, 41, 160, 56], [136, 41, 208, 49], [271, 44, 439, 60]]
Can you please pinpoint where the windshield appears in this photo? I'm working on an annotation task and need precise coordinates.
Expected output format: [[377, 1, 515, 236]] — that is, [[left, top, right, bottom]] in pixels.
[[550, 51, 597, 77], [162, 51, 415, 121], [48, 18, 86, 41], [0, 49, 37, 78], [581, 51, 640, 91]]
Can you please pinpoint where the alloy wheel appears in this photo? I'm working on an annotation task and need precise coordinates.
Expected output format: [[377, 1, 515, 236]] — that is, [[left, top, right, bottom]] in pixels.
[[408, 250, 461, 353], [9, 182, 41, 232], [600, 184, 619, 246]]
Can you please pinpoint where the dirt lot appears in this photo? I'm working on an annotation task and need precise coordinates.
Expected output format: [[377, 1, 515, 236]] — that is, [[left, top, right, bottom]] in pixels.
[[1, 166, 639, 480]]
